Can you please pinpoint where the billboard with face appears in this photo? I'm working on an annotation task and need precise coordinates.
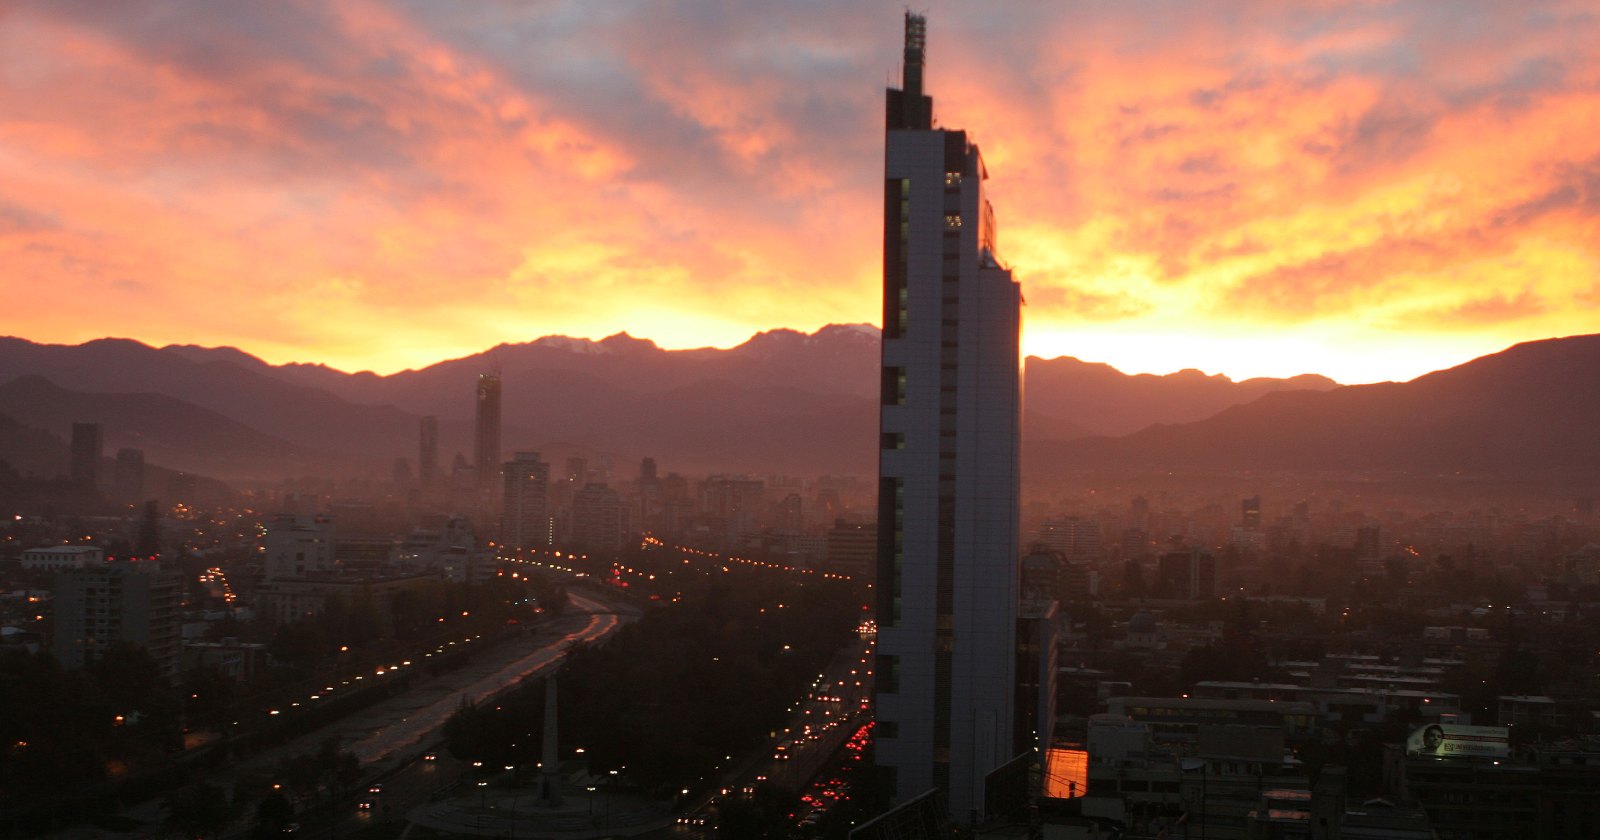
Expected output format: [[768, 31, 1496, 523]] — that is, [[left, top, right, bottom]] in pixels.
[[1405, 723, 1510, 759]]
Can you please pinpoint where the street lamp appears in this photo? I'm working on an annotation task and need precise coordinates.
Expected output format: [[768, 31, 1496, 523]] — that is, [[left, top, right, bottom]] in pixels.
[[606, 770, 618, 829]]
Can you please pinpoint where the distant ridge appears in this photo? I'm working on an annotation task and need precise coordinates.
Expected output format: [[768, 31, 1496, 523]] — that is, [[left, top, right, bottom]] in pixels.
[[0, 325, 1362, 480], [0, 375, 323, 479], [1032, 333, 1600, 477], [1025, 355, 1339, 438]]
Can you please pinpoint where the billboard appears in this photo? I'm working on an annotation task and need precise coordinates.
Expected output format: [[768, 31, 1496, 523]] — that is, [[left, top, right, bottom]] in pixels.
[[1405, 723, 1510, 759]]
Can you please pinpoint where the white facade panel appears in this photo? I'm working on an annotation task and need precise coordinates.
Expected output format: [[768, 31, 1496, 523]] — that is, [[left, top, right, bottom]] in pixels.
[[875, 15, 1023, 823]]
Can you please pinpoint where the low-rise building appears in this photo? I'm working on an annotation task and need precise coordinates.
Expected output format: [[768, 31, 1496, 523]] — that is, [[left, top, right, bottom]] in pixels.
[[22, 545, 105, 571]]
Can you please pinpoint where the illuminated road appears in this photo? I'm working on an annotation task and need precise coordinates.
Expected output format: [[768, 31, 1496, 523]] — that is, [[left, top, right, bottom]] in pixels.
[[348, 590, 624, 764], [41, 588, 633, 840]]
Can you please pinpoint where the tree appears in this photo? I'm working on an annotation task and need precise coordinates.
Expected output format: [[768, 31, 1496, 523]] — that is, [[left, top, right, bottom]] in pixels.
[[1495, 644, 1544, 697], [268, 619, 329, 670], [89, 643, 182, 752], [181, 664, 236, 730], [332, 751, 362, 795], [281, 753, 323, 803], [251, 792, 294, 839], [165, 781, 233, 839]]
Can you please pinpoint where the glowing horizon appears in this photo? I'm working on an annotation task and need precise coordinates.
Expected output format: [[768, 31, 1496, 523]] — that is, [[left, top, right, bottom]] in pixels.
[[3, 2, 1596, 386], [24, 320, 1566, 388]]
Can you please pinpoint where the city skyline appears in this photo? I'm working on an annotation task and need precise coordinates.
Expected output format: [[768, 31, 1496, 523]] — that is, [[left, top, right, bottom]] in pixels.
[[2, 1, 1597, 384]]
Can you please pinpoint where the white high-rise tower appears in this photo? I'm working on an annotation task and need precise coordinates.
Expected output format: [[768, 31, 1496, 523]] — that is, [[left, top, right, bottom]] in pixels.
[[873, 12, 1023, 824]]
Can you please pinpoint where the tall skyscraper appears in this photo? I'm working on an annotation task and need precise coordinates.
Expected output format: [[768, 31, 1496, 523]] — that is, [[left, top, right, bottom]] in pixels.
[[474, 373, 502, 492], [70, 421, 103, 493], [502, 451, 552, 551], [419, 415, 439, 487], [873, 13, 1023, 823]]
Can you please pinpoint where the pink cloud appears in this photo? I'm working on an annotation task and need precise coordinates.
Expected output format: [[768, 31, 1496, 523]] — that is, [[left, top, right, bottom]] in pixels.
[[0, 1, 1596, 380]]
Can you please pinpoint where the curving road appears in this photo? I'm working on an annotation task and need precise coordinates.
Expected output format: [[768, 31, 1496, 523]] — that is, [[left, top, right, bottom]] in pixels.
[[39, 588, 633, 840], [348, 589, 624, 764]]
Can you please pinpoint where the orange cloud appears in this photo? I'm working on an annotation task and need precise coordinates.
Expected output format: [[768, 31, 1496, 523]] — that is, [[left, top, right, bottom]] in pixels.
[[0, 1, 1596, 384]]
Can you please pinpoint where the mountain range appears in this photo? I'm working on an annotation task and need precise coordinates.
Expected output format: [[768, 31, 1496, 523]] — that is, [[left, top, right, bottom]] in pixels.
[[0, 327, 1594, 485], [1030, 333, 1600, 479]]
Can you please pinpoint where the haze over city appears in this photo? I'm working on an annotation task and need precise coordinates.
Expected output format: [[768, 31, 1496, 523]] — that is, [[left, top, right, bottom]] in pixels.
[[4, 1, 1598, 383], [6, 4, 1600, 840]]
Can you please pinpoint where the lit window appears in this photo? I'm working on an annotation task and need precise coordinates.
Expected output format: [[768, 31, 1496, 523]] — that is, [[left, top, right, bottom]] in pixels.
[[944, 172, 963, 187], [944, 214, 962, 229]]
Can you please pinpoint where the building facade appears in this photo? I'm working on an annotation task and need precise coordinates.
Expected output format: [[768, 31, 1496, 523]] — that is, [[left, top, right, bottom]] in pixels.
[[113, 447, 145, 503], [873, 12, 1024, 823], [70, 421, 102, 493], [264, 513, 337, 580], [502, 451, 552, 551], [23, 545, 106, 571], [419, 415, 439, 488], [571, 482, 627, 555], [474, 373, 502, 492], [52, 561, 181, 678]]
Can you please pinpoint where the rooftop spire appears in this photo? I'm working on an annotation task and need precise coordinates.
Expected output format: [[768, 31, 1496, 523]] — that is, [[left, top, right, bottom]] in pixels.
[[903, 12, 926, 99], [892, 12, 932, 130]]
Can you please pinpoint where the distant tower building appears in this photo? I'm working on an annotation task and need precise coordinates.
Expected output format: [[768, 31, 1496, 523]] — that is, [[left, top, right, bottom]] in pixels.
[[1355, 525, 1382, 560], [776, 493, 805, 532], [700, 475, 766, 544], [70, 422, 102, 492], [1121, 527, 1152, 561], [502, 451, 552, 551], [1130, 495, 1152, 531], [571, 482, 627, 555], [419, 416, 439, 487], [113, 447, 145, 503], [1020, 547, 1063, 602], [1157, 549, 1216, 600], [52, 562, 181, 678], [1037, 516, 1102, 562], [874, 13, 1023, 822], [474, 374, 502, 492], [565, 456, 589, 488], [1241, 496, 1263, 529], [658, 472, 693, 538], [636, 457, 663, 535], [264, 514, 337, 580]]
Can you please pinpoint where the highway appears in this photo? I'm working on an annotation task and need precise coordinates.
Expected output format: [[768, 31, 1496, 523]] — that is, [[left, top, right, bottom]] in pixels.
[[677, 634, 875, 836], [347, 589, 623, 765], [41, 586, 632, 840]]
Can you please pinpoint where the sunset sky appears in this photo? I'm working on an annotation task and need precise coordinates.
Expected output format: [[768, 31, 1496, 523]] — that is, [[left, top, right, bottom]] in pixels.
[[2, 1, 1596, 384]]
